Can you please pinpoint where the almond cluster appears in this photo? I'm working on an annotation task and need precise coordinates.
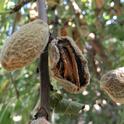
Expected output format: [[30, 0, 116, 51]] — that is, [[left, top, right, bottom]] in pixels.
[[0, 19, 90, 94]]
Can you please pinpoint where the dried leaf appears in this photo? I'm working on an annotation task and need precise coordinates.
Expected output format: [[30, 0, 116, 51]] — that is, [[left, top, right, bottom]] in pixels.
[[59, 27, 68, 36], [95, 0, 104, 9], [47, 0, 60, 9]]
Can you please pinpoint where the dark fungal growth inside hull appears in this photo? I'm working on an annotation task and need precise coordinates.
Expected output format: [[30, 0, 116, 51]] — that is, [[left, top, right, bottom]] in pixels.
[[52, 37, 89, 91], [75, 53, 87, 87]]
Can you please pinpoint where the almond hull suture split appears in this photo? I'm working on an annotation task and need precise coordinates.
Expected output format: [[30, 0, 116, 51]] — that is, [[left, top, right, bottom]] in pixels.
[[49, 36, 90, 93], [0, 19, 49, 71], [100, 67, 124, 104]]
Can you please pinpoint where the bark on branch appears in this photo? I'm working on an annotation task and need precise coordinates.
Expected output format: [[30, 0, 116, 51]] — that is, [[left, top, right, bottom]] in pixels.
[[36, 0, 50, 120]]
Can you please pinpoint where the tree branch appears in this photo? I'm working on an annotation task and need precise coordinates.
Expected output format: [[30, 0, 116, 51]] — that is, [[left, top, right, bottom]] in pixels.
[[36, 0, 50, 120], [38, 45, 50, 119], [37, 0, 47, 22]]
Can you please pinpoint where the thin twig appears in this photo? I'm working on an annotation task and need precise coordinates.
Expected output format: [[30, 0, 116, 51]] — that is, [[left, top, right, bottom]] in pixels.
[[9, 73, 19, 99], [10, 0, 36, 13], [69, 0, 86, 44], [9, 13, 20, 99]]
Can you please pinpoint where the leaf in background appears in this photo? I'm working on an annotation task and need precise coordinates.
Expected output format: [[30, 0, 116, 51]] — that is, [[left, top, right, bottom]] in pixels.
[[107, 24, 124, 40], [0, 103, 13, 124], [0, 0, 5, 12], [0, 80, 9, 94], [81, 0, 87, 3]]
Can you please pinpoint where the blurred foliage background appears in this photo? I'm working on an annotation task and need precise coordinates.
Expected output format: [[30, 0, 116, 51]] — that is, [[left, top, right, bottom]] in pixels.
[[0, 0, 124, 124]]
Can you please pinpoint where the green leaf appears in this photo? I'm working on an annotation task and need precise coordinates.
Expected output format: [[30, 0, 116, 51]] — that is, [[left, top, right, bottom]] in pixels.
[[0, 0, 5, 12]]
